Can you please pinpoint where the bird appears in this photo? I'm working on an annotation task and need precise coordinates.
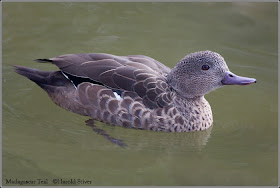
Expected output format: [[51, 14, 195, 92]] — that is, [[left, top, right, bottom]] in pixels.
[[14, 50, 256, 134]]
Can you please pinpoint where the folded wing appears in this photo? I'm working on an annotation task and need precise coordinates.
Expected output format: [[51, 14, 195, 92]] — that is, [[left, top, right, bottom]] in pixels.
[[40, 53, 173, 109]]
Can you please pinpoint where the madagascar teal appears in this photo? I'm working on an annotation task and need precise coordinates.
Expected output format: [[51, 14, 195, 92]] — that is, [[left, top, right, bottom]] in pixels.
[[14, 51, 256, 132]]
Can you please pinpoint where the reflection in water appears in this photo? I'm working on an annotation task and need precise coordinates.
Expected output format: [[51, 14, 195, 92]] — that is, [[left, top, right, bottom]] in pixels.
[[129, 125, 213, 152], [86, 119, 128, 147], [85, 121, 213, 152]]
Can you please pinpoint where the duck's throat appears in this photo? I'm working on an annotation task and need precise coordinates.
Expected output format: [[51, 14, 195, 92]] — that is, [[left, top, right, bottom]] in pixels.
[[173, 94, 213, 131]]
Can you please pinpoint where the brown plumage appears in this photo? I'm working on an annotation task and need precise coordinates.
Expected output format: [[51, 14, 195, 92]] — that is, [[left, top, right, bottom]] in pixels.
[[14, 51, 256, 133]]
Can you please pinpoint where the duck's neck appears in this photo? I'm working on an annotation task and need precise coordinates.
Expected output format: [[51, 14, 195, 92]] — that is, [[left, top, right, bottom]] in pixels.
[[172, 92, 213, 131]]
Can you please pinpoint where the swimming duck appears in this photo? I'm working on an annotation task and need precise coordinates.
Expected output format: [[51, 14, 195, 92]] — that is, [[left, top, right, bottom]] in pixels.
[[14, 51, 256, 132]]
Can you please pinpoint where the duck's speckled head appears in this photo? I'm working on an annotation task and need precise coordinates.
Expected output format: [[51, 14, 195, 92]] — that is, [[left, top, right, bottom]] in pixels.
[[167, 50, 256, 99]]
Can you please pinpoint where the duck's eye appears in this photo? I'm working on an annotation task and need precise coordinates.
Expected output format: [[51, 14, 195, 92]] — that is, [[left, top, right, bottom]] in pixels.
[[202, 65, 210, 70]]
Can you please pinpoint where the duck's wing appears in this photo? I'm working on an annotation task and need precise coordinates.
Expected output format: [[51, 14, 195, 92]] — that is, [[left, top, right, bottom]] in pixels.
[[36, 53, 173, 109]]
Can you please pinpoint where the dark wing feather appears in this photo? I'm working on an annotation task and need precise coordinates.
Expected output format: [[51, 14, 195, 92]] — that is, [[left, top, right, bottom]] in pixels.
[[98, 70, 120, 89], [81, 59, 122, 80], [133, 81, 146, 98], [44, 53, 173, 109], [112, 72, 136, 91]]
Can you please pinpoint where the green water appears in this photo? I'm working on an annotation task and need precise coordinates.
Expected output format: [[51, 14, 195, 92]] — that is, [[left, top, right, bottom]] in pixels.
[[2, 2, 278, 186]]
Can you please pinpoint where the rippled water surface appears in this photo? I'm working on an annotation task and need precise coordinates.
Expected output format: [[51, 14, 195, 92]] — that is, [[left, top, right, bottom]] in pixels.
[[2, 2, 277, 185]]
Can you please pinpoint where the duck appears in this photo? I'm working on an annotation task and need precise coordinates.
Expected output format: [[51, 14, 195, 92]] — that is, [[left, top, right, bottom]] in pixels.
[[14, 50, 256, 133]]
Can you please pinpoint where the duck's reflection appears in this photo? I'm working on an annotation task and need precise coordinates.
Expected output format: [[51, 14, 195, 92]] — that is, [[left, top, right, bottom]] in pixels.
[[86, 119, 213, 151]]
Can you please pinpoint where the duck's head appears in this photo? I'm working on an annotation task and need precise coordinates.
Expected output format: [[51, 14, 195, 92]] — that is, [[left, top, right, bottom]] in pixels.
[[167, 50, 256, 99]]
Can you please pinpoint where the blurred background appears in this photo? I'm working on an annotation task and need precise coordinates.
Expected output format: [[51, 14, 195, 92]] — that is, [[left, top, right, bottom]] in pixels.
[[2, 2, 278, 185]]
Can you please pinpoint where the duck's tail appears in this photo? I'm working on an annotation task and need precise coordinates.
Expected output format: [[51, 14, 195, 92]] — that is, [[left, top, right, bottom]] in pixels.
[[13, 65, 53, 86], [14, 65, 87, 116]]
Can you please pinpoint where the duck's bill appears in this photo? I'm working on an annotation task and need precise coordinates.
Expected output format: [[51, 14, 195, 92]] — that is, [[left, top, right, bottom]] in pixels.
[[221, 71, 256, 85]]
